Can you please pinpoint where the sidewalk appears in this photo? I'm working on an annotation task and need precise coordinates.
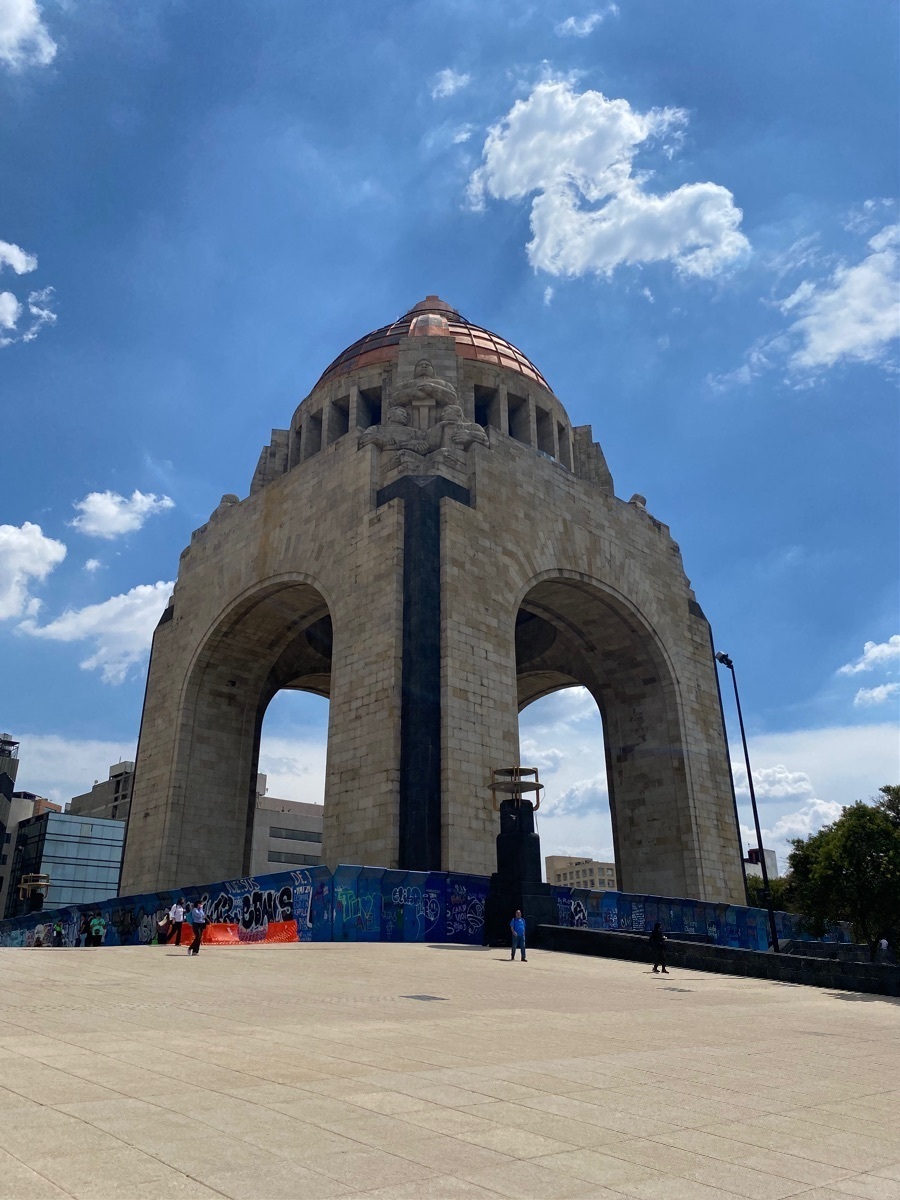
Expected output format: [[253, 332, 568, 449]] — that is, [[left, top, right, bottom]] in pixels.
[[0, 942, 897, 1199]]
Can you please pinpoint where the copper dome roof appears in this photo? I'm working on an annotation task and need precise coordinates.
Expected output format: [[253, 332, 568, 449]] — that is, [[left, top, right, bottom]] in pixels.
[[314, 296, 552, 392]]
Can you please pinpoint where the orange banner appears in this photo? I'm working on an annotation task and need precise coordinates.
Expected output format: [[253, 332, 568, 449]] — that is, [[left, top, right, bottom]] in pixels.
[[200, 921, 298, 945]]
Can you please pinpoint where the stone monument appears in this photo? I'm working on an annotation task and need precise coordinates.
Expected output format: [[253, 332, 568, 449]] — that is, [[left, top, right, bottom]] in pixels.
[[120, 296, 745, 904]]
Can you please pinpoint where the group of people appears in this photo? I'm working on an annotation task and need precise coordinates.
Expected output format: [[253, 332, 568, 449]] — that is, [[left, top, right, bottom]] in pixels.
[[158, 899, 207, 955], [509, 910, 671, 974], [77, 912, 108, 947]]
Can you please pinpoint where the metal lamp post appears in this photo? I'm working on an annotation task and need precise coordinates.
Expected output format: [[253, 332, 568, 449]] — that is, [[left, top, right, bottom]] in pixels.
[[715, 651, 780, 953]]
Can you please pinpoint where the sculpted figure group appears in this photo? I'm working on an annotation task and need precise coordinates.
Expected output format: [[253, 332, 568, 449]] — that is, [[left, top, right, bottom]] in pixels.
[[358, 359, 489, 466]]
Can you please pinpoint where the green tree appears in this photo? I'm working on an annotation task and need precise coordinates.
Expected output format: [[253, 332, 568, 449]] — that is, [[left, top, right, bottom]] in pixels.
[[786, 786, 900, 960], [744, 873, 792, 912]]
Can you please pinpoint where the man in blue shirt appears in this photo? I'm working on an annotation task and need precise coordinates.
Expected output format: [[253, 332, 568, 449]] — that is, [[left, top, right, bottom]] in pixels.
[[510, 909, 527, 961]]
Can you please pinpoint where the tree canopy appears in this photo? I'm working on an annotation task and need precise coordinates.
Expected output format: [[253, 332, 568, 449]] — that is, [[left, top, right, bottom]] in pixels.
[[780, 784, 900, 959]]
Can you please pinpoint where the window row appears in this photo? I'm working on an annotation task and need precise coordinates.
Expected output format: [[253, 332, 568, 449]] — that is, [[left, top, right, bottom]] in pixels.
[[267, 850, 320, 866], [290, 384, 574, 469], [269, 826, 323, 843]]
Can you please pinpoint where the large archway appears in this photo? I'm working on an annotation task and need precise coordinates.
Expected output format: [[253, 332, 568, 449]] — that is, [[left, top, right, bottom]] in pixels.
[[139, 580, 334, 888], [515, 575, 697, 898]]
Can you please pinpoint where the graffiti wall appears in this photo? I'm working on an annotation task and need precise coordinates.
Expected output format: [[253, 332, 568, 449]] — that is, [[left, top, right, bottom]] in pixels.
[[0, 867, 840, 951], [0, 865, 488, 949], [548, 886, 847, 950]]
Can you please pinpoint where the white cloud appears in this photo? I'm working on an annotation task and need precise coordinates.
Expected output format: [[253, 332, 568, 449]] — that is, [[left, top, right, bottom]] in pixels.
[[70, 489, 175, 539], [735, 723, 900, 866], [257, 735, 327, 805], [0, 239, 37, 273], [0, 290, 21, 330], [0, 240, 55, 348], [555, 8, 617, 37], [854, 682, 900, 708], [709, 223, 899, 391], [431, 68, 471, 100], [543, 285, 555, 305], [12, 734, 136, 806], [780, 224, 899, 371], [837, 634, 900, 675], [467, 81, 749, 280], [19, 580, 174, 683], [0, 0, 56, 68], [84, 558, 102, 573], [732, 763, 814, 800], [452, 125, 473, 144], [0, 521, 66, 620]]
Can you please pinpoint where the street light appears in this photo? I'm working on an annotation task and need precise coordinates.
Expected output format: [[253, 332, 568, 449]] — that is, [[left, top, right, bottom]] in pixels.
[[715, 651, 780, 953]]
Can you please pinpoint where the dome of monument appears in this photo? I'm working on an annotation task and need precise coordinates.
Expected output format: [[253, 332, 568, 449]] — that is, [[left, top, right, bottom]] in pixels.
[[315, 295, 552, 392]]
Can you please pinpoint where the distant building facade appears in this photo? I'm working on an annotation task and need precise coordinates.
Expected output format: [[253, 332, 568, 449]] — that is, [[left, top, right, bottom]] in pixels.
[[69, 761, 135, 823], [3, 812, 125, 920], [0, 784, 61, 918], [545, 855, 617, 890], [743, 847, 779, 880], [248, 776, 323, 876]]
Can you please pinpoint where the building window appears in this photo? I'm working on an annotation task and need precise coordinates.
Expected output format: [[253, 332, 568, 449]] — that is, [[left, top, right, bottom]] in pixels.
[[328, 396, 351, 443], [269, 827, 323, 843], [302, 411, 323, 460], [267, 851, 319, 866], [358, 386, 382, 429], [507, 393, 530, 445]]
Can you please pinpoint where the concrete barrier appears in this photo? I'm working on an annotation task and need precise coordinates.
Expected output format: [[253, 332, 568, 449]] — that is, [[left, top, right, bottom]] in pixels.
[[537, 925, 900, 997]]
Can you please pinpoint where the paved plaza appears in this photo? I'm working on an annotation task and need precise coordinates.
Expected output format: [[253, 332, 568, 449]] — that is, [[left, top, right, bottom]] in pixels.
[[1, 942, 898, 1200]]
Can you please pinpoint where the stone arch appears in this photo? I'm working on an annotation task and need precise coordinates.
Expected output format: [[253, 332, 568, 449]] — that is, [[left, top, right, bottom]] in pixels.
[[159, 576, 334, 887], [514, 571, 698, 899]]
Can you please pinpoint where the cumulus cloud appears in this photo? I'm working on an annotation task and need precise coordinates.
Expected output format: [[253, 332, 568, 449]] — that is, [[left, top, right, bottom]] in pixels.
[[19, 580, 174, 683], [780, 224, 899, 371], [84, 558, 102, 573], [837, 634, 900, 676], [12, 734, 137, 805], [0, 0, 56, 68], [709, 225, 899, 390], [431, 68, 471, 100], [0, 240, 55, 347], [0, 239, 37, 273], [547, 773, 609, 816], [70, 489, 175, 539], [0, 290, 21, 330], [0, 521, 66, 620], [555, 7, 618, 37], [467, 81, 748, 279], [732, 763, 814, 800], [853, 682, 900, 708]]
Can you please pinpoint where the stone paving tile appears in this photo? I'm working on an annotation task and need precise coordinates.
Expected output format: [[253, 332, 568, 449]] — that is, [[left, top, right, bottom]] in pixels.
[[2, 943, 899, 1200], [364, 1177, 507, 1198], [824, 1174, 900, 1198], [201, 1159, 358, 1199], [457, 1157, 621, 1198]]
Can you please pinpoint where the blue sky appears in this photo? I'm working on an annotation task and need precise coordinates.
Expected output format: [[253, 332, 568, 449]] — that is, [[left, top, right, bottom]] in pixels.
[[2, 0, 898, 873]]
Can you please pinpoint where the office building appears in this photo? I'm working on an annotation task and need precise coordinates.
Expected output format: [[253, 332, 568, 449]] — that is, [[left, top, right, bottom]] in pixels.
[[744, 847, 779, 879], [69, 761, 135, 823], [3, 812, 125, 920], [248, 776, 323, 875], [545, 855, 617, 890]]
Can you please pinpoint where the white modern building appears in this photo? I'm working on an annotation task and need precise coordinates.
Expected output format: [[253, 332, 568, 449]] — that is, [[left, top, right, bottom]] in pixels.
[[545, 855, 617, 890]]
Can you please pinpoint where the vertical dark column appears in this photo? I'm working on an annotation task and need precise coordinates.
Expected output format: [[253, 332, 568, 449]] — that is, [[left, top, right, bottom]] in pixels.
[[376, 476, 470, 871]]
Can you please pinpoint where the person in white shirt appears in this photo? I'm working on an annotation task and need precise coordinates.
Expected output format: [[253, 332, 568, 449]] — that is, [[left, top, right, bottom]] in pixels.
[[168, 901, 185, 946]]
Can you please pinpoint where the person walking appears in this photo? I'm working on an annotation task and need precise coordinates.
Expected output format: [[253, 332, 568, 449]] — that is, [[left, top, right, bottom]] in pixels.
[[89, 912, 107, 948], [168, 900, 185, 946], [509, 909, 527, 962], [52, 920, 64, 948], [78, 913, 90, 947], [187, 901, 207, 956], [649, 921, 668, 973]]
